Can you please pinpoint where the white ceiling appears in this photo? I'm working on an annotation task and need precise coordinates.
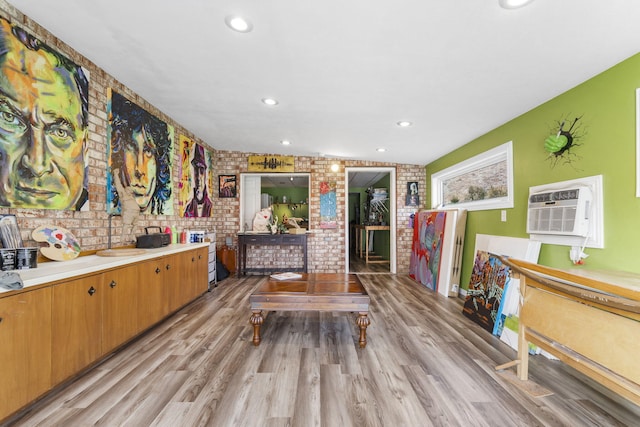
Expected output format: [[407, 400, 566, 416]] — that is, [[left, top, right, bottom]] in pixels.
[[6, 0, 640, 165]]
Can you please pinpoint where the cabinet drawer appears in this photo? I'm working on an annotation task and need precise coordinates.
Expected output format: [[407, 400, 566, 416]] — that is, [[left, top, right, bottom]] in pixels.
[[281, 235, 304, 244]]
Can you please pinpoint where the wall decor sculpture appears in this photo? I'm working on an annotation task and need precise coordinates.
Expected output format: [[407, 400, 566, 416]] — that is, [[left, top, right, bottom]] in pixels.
[[544, 114, 586, 168]]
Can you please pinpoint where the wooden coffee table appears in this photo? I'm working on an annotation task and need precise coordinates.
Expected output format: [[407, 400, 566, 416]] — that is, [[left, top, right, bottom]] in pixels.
[[249, 273, 371, 348]]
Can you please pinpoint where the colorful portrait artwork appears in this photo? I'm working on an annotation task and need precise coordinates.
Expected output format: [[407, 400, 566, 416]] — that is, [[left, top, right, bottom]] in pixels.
[[409, 210, 447, 291], [319, 181, 337, 229], [406, 181, 419, 206], [106, 89, 174, 215], [178, 135, 214, 217], [218, 175, 237, 198], [462, 250, 511, 334], [0, 17, 90, 211]]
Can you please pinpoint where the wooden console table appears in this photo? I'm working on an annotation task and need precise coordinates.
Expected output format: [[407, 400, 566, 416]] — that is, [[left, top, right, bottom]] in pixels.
[[497, 257, 640, 406], [237, 233, 307, 276], [353, 224, 390, 264]]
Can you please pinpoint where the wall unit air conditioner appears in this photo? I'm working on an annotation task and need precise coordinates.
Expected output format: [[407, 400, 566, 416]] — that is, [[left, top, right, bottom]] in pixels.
[[526, 186, 592, 237]]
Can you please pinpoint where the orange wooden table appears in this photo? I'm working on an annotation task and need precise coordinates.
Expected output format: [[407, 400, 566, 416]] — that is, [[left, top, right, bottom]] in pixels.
[[249, 273, 371, 348]]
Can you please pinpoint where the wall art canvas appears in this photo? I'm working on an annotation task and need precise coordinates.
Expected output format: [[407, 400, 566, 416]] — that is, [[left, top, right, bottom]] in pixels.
[[247, 155, 295, 172], [178, 135, 214, 217], [0, 17, 90, 211], [107, 89, 174, 215], [219, 175, 237, 198], [406, 181, 419, 206], [462, 250, 511, 334], [319, 181, 337, 228], [409, 210, 447, 291]]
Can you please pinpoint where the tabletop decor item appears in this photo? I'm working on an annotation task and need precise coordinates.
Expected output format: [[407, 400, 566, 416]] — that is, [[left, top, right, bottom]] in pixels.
[[32, 225, 81, 261], [0, 214, 23, 249]]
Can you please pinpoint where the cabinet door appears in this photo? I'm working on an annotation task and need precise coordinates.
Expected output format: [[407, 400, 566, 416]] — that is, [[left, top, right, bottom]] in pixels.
[[103, 265, 139, 354], [0, 288, 52, 421], [137, 257, 169, 329], [166, 251, 190, 313], [52, 275, 104, 385], [194, 247, 209, 295]]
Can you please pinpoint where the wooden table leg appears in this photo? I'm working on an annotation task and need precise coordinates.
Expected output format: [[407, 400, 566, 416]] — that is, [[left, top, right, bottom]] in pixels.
[[365, 229, 371, 264], [356, 312, 370, 348], [250, 310, 264, 346]]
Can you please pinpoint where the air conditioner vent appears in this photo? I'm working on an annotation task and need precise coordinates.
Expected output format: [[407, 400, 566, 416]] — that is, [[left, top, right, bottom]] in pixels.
[[527, 186, 592, 237]]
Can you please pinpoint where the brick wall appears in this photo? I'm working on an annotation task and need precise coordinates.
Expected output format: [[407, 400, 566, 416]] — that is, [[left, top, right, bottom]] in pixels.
[[0, 3, 426, 274]]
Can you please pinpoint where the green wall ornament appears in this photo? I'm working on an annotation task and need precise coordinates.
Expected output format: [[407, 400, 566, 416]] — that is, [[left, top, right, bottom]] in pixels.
[[546, 115, 586, 168], [544, 134, 568, 153]]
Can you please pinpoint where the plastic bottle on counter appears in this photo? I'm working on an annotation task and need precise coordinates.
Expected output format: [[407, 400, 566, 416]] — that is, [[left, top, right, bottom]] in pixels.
[[180, 229, 188, 244], [164, 226, 172, 243], [171, 226, 178, 244]]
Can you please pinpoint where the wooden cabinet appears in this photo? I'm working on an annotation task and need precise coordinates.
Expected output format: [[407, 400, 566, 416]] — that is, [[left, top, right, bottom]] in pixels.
[[167, 251, 189, 313], [217, 245, 237, 274], [51, 275, 104, 385], [137, 257, 170, 329], [102, 265, 139, 354], [0, 245, 209, 423], [0, 287, 52, 421], [193, 246, 209, 295], [167, 247, 209, 313]]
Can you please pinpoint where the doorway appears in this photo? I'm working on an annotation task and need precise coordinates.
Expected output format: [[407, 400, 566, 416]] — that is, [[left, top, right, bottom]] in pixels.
[[345, 167, 396, 274]]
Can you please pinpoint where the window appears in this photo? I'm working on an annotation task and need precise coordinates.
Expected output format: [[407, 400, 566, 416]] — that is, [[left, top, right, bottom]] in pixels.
[[239, 173, 310, 232], [431, 141, 513, 211]]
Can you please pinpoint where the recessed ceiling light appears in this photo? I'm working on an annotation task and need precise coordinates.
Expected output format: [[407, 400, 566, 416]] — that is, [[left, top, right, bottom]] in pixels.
[[498, 0, 535, 9], [397, 121, 412, 127], [225, 15, 253, 33], [262, 98, 278, 106], [376, 148, 387, 153], [281, 140, 291, 145]]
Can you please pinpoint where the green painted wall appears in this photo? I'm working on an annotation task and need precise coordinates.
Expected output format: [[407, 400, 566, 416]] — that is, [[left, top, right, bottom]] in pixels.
[[426, 53, 640, 289], [262, 187, 309, 225]]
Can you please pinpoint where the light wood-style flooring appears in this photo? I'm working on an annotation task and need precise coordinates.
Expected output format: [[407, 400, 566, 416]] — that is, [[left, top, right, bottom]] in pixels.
[[349, 250, 390, 273], [7, 274, 640, 426]]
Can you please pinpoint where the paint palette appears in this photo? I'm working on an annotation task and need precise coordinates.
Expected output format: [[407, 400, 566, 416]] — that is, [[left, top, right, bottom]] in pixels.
[[32, 225, 81, 261]]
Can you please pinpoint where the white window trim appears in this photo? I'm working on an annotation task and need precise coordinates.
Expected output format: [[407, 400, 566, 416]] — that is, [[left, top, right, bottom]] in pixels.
[[431, 141, 514, 211]]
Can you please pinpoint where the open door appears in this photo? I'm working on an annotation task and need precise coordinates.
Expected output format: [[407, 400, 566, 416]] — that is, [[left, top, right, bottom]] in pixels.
[[345, 167, 396, 274]]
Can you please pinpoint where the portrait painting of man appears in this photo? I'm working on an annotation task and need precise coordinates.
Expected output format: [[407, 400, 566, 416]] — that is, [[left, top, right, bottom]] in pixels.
[[0, 17, 89, 211], [107, 89, 174, 215], [178, 135, 213, 217]]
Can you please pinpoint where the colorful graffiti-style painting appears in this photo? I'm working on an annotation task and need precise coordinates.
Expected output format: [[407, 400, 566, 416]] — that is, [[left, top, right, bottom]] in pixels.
[[107, 89, 174, 215], [462, 250, 511, 334], [178, 135, 214, 217], [0, 17, 90, 211], [409, 210, 446, 291], [319, 181, 337, 228]]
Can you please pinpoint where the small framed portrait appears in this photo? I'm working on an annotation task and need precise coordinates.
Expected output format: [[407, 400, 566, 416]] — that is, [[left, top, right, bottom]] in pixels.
[[406, 181, 419, 206], [218, 175, 237, 198]]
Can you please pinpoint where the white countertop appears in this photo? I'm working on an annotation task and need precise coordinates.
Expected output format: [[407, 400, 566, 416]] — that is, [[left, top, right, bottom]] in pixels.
[[1, 242, 211, 294]]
